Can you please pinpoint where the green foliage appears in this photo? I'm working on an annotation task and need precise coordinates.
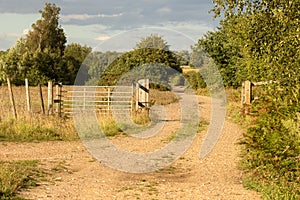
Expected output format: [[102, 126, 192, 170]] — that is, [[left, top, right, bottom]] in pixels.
[[98, 48, 181, 86], [183, 71, 206, 89], [0, 160, 40, 199], [189, 43, 206, 68], [169, 74, 185, 86], [0, 116, 78, 142], [98, 116, 124, 137], [0, 38, 27, 85], [210, 0, 300, 198], [0, 4, 90, 86], [175, 50, 190, 66], [84, 51, 122, 85], [62, 43, 92, 85], [26, 3, 66, 56], [198, 22, 243, 87], [241, 113, 300, 199], [135, 34, 169, 51]]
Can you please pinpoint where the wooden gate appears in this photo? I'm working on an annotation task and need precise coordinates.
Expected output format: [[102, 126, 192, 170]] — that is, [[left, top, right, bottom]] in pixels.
[[60, 85, 134, 115]]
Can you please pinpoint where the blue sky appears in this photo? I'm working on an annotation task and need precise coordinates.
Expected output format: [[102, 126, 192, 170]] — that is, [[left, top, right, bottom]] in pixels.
[[0, 0, 220, 51]]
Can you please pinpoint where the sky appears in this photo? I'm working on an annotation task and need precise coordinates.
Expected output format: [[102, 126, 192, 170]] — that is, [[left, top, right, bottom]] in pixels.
[[0, 0, 220, 52]]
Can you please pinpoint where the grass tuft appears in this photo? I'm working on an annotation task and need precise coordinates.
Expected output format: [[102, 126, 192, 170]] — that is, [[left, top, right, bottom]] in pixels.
[[0, 160, 42, 199], [0, 115, 78, 142]]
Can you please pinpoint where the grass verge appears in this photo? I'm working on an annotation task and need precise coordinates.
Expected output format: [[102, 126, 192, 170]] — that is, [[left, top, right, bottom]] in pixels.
[[0, 160, 43, 199], [226, 87, 300, 199], [0, 115, 78, 142]]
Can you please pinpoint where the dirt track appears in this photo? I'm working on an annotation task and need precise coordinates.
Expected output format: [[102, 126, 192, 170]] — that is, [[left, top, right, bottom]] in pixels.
[[0, 96, 261, 199]]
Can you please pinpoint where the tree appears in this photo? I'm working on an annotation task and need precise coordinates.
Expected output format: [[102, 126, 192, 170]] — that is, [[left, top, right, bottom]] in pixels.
[[197, 19, 244, 87], [97, 36, 181, 86], [26, 3, 66, 56], [62, 43, 92, 84], [175, 50, 190, 66], [85, 51, 122, 85], [211, 1, 300, 197], [135, 34, 170, 50], [0, 38, 28, 85]]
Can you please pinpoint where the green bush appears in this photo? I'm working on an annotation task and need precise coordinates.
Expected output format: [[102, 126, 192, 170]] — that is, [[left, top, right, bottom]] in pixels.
[[241, 112, 300, 199], [183, 71, 206, 90], [0, 160, 40, 199]]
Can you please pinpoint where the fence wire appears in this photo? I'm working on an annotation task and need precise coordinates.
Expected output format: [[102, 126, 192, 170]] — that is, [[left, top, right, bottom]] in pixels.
[[0, 86, 49, 119]]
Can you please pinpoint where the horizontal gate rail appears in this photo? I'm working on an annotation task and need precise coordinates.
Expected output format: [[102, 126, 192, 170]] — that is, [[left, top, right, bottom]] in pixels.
[[61, 85, 134, 115]]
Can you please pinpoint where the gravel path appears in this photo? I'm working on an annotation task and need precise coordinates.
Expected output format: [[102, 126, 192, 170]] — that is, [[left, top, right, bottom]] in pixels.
[[0, 96, 261, 199]]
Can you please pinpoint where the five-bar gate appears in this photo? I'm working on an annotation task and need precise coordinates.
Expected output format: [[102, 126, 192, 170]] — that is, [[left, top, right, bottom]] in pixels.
[[61, 85, 134, 115]]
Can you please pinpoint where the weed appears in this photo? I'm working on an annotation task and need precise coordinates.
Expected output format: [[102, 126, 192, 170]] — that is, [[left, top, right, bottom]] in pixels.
[[0, 160, 43, 199], [198, 118, 209, 132], [97, 115, 124, 137], [132, 109, 151, 126], [0, 115, 78, 142]]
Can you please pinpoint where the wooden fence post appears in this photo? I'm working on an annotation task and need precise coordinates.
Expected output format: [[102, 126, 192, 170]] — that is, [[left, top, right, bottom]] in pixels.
[[48, 81, 53, 115], [242, 80, 252, 115], [39, 83, 45, 114], [7, 78, 17, 119], [25, 78, 31, 112], [136, 79, 149, 111], [244, 80, 252, 105], [55, 83, 62, 116]]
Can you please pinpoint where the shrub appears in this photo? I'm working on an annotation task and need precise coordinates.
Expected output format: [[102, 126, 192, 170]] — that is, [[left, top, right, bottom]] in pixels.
[[183, 71, 206, 90]]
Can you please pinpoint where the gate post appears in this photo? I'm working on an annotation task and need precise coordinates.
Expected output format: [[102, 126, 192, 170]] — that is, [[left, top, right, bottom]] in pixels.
[[136, 79, 149, 111], [48, 81, 53, 115], [54, 83, 62, 116], [242, 80, 252, 115]]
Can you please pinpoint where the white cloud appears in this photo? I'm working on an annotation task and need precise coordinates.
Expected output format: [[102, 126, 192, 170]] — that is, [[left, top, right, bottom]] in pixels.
[[157, 7, 172, 14], [62, 13, 123, 22], [95, 36, 111, 41]]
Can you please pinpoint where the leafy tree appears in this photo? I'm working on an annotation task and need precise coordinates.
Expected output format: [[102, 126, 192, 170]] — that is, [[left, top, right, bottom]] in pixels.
[[26, 3, 66, 56], [175, 50, 190, 66], [189, 42, 206, 68], [84, 51, 122, 85], [211, 0, 300, 198], [135, 34, 169, 50], [63, 43, 92, 84], [97, 35, 181, 86], [98, 48, 181, 86], [198, 19, 243, 87], [0, 38, 28, 85]]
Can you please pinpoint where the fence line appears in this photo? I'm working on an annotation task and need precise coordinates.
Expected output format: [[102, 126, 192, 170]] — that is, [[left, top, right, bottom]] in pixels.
[[0, 78, 150, 118]]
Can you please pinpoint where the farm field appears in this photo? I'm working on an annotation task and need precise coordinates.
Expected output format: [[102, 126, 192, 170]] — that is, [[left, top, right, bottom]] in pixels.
[[0, 92, 261, 199]]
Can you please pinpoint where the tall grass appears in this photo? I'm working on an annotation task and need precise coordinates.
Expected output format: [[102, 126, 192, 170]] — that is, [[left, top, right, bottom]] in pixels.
[[0, 160, 42, 199], [0, 115, 78, 142]]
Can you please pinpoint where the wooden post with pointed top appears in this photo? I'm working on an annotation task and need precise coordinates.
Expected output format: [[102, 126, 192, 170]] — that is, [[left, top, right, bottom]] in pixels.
[[7, 78, 17, 119], [25, 78, 31, 112], [48, 81, 53, 115]]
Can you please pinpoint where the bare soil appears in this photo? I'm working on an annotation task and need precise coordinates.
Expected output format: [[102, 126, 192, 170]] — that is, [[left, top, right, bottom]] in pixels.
[[0, 96, 261, 199]]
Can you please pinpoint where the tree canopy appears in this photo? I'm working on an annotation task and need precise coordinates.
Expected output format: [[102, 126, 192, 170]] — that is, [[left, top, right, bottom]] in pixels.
[[97, 36, 181, 87], [135, 34, 170, 51], [0, 3, 90, 85], [26, 3, 66, 56], [205, 0, 300, 198]]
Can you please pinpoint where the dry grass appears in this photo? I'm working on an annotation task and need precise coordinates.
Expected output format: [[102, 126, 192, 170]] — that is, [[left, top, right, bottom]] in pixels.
[[0, 160, 42, 199], [149, 89, 178, 105], [0, 87, 181, 141], [0, 85, 78, 142]]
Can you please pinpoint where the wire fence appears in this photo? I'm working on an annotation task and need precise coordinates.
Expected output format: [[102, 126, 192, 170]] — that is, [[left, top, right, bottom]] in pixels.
[[0, 85, 50, 119]]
